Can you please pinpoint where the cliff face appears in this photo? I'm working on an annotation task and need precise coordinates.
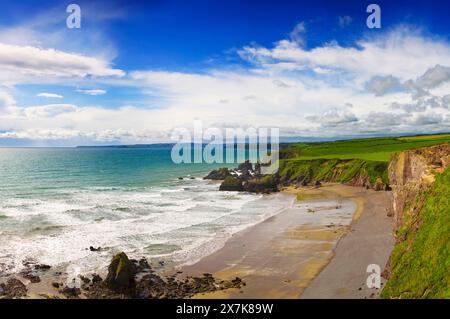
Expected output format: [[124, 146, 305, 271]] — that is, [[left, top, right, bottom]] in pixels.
[[388, 144, 450, 234], [382, 144, 450, 298], [278, 158, 389, 191]]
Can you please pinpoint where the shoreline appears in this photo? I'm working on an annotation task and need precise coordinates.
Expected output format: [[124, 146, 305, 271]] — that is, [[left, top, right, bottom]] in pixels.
[[1, 184, 393, 299], [180, 184, 393, 299]]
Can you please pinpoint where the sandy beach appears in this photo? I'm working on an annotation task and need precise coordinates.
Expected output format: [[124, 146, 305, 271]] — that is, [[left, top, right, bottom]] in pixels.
[[182, 184, 393, 299]]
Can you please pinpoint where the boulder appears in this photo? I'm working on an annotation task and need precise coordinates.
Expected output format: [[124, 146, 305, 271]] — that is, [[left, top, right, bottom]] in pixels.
[[244, 175, 278, 193], [105, 252, 135, 291], [219, 176, 244, 191]]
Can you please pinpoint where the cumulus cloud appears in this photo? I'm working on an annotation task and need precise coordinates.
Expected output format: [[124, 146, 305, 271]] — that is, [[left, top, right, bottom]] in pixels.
[[2, 25, 450, 144], [238, 27, 450, 83], [37, 92, 63, 99], [413, 64, 450, 89], [76, 89, 107, 96]]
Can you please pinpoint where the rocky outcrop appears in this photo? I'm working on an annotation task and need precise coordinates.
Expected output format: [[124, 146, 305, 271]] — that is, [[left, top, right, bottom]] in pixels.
[[105, 252, 136, 291], [219, 176, 244, 191], [70, 252, 245, 299], [244, 175, 278, 193], [204, 168, 231, 180], [388, 144, 450, 234]]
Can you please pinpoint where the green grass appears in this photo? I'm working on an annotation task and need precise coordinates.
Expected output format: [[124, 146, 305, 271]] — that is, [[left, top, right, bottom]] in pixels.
[[288, 134, 450, 162], [381, 167, 450, 299], [278, 158, 389, 186]]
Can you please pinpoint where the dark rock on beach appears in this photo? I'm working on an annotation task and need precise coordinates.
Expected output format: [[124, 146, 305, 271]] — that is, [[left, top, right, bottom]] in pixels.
[[0, 278, 27, 299], [244, 175, 278, 193], [207, 160, 280, 194], [105, 252, 136, 292], [60, 286, 81, 298], [82, 252, 244, 299]]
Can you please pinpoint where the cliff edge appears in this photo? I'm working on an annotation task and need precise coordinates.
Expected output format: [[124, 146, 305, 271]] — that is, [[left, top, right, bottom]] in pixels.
[[382, 144, 450, 298]]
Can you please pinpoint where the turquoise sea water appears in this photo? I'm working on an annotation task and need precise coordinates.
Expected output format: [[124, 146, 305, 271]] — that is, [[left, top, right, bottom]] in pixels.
[[0, 147, 294, 275]]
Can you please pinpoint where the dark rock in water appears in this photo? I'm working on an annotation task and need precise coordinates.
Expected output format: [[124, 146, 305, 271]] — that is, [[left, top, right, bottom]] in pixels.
[[80, 275, 91, 284], [105, 252, 135, 291], [189, 177, 195, 180], [0, 278, 27, 298], [178, 177, 183, 180], [204, 167, 231, 180], [20, 268, 41, 283], [34, 264, 51, 271], [92, 274, 103, 283], [89, 246, 101, 252], [244, 175, 278, 193], [219, 176, 244, 191]]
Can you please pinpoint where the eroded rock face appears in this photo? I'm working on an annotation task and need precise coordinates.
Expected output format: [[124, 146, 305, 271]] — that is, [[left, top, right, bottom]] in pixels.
[[388, 144, 450, 235]]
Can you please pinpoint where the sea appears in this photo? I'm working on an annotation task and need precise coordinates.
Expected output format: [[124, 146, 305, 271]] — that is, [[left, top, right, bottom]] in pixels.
[[0, 146, 295, 275]]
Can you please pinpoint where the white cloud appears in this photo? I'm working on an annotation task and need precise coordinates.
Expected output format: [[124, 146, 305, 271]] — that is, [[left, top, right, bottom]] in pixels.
[[413, 64, 450, 89], [289, 22, 306, 45], [366, 76, 402, 96], [37, 92, 63, 99], [76, 89, 107, 96], [2, 25, 450, 144], [239, 27, 450, 83], [0, 43, 124, 82], [0, 90, 16, 109]]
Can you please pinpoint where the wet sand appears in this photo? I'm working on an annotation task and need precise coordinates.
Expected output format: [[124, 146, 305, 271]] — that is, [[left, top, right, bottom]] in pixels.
[[182, 184, 391, 299], [301, 188, 394, 299]]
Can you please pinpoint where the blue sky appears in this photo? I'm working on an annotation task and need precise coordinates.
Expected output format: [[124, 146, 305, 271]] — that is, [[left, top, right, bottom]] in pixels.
[[0, 0, 450, 146]]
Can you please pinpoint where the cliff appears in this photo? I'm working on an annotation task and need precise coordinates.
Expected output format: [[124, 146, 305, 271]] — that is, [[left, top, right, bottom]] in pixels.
[[278, 158, 390, 191], [382, 144, 450, 298]]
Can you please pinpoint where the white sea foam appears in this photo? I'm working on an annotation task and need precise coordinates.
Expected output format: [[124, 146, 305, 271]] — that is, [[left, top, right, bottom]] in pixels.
[[0, 178, 295, 275]]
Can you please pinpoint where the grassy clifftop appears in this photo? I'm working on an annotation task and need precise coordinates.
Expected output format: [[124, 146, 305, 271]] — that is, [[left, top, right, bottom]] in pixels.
[[381, 167, 450, 298], [277, 134, 450, 190]]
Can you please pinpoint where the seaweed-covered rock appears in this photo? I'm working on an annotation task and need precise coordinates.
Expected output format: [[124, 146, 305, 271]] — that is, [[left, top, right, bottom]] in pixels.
[[244, 175, 278, 193], [204, 168, 231, 180], [105, 252, 135, 291], [219, 176, 244, 191]]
